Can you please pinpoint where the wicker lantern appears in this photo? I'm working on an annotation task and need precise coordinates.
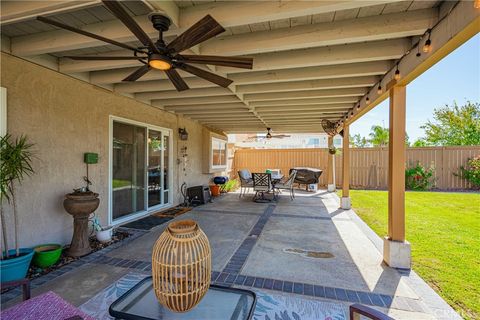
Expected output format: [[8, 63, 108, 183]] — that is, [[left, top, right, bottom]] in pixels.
[[152, 220, 211, 312]]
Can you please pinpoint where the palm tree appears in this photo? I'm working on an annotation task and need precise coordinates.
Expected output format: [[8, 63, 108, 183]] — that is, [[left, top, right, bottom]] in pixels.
[[368, 125, 389, 147]]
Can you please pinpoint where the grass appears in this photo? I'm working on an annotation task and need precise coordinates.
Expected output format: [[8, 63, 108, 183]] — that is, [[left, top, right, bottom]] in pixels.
[[112, 179, 131, 189], [342, 190, 480, 320]]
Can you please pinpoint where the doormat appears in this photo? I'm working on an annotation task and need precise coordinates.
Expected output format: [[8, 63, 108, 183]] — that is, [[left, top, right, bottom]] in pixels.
[[121, 216, 173, 230], [152, 206, 191, 218]]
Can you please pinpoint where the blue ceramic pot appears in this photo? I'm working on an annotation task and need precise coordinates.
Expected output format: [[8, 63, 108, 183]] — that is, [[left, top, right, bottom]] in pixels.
[[1, 248, 34, 283]]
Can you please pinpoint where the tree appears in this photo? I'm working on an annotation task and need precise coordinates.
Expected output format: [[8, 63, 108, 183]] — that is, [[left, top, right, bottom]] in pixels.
[[368, 125, 389, 147], [350, 133, 369, 148], [421, 101, 480, 146], [412, 138, 428, 147]]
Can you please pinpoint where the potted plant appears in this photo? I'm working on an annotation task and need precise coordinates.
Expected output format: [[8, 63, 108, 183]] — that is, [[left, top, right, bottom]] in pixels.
[[328, 146, 337, 155], [32, 244, 62, 268], [0, 134, 36, 283], [92, 217, 113, 243]]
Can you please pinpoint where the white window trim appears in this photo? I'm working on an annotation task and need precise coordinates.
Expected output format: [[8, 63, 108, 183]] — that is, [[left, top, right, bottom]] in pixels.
[[0, 87, 6, 136], [108, 115, 173, 227], [211, 137, 228, 170]]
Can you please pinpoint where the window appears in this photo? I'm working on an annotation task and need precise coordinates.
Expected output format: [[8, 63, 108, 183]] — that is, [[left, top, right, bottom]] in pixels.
[[212, 137, 227, 168]]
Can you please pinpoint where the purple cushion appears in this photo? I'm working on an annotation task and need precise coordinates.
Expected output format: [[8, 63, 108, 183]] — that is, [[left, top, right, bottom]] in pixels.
[[1, 291, 95, 320]]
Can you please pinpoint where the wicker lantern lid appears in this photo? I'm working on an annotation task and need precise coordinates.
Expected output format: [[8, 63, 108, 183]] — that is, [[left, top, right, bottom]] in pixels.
[[152, 219, 211, 312]]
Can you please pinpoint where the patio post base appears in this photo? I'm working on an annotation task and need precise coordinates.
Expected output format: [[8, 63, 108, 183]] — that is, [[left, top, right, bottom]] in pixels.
[[340, 197, 351, 209], [383, 237, 411, 269], [327, 184, 336, 192]]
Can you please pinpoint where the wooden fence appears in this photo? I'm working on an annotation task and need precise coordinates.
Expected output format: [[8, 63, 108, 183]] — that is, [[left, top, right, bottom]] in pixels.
[[232, 146, 480, 190]]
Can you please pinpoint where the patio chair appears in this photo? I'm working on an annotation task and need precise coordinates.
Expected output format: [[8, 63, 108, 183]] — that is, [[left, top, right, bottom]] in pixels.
[[238, 169, 253, 198], [274, 169, 297, 200], [252, 172, 273, 202]]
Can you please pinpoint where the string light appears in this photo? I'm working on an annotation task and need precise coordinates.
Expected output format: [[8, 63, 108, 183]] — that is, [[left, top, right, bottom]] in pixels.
[[394, 65, 401, 80], [377, 84, 382, 94], [356, 104, 361, 110], [416, 43, 421, 57], [366, 96, 370, 104], [475, 0, 480, 8], [423, 30, 432, 53]]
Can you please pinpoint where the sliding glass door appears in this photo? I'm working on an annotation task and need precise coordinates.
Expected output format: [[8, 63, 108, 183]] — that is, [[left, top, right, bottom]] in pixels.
[[110, 117, 172, 224]]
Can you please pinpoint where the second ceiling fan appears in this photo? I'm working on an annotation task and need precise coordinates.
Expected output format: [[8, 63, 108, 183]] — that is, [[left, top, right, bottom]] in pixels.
[[37, 0, 253, 91]]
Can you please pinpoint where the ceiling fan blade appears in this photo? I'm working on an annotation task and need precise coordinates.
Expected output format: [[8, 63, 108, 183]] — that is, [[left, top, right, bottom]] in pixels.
[[64, 56, 145, 60], [167, 15, 225, 54], [123, 65, 151, 81], [178, 55, 253, 69], [101, 0, 159, 53], [177, 63, 233, 88], [165, 69, 189, 91], [37, 16, 139, 52]]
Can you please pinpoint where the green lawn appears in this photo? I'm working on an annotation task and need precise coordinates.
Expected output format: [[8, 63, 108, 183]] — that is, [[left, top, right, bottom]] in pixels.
[[342, 190, 480, 320]]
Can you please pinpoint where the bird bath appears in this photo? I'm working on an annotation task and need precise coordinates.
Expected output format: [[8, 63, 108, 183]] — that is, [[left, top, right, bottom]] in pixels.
[[63, 191, 99, 257]]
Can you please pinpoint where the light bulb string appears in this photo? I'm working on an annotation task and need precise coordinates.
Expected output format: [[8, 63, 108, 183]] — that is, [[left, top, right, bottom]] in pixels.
[[338, 1, 460, 127]]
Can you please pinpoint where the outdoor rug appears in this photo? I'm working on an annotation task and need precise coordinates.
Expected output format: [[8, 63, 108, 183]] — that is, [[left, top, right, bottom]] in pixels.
[[121, 215, 173, 230], [79, 273, 348, 320], [152, 206, 191, 218]]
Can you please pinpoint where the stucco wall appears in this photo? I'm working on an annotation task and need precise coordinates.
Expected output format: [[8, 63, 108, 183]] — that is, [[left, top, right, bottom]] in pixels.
[[0, 52, 225, 248]]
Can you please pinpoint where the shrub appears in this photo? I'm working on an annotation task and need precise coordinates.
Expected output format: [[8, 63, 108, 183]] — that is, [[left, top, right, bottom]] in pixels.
[[224, 179, 239, 192], [405, 162, 435, 190], [455, 155, 480, 189]]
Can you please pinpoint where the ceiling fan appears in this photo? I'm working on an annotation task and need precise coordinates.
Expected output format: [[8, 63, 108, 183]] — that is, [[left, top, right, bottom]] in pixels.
[[321, 119, 344, 137], [37, 0, 253, 91], [244, 128, 291, 142]]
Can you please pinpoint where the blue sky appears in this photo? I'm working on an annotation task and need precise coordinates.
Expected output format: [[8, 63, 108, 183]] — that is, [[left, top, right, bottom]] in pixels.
[[350, 34, 480, 142]]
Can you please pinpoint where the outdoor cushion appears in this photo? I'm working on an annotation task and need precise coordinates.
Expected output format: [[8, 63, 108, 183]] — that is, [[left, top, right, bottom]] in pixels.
[[238, 169, 252, 181], [0, 291, 95, 320]]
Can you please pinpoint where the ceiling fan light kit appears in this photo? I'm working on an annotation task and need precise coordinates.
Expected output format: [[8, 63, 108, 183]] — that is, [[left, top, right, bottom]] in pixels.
[[148, 54, 172, 70], [37, 0, 253, 92]]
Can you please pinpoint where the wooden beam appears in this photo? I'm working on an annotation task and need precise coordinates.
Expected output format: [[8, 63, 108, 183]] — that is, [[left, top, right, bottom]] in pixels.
[[93, 60, 391, 85], [136, 87, 232, 101], [180, 0, 402, 29], [91, 67, 194, 84], [202, 9, 437, 56], [58, 38, 409, 73], [166, 103, 247, 111], [218, 39, 410, 74], [327, 136, 334, 188], [342, 124, 350, 198], [244, 88, 367, 102], [146, 0, 179, 27], [250, 98, 358, 107], [228, 61, 392, 85], [152, 95, 241, 107], [1, 0, 99, 25], [115, 77, 215, 93], [258, 110, 348, 116], [255, 104, 354, 113], [236, 76, 378, 94], [388, 85, 406, 242]]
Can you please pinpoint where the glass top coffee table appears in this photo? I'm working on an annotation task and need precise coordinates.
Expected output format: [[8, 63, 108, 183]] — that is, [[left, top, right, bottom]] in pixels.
[[109, 277, 256, 320]]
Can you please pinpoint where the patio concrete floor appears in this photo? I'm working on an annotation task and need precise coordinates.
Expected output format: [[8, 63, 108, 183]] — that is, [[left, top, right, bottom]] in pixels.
[[2, 190, 460, 320]]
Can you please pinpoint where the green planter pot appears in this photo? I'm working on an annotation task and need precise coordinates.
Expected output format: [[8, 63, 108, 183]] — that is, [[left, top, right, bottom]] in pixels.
[[33, 244, 62, 268]]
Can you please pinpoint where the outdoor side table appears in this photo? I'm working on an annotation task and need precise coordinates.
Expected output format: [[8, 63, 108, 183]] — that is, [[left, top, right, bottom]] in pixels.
[[109, 277, 256, 320]]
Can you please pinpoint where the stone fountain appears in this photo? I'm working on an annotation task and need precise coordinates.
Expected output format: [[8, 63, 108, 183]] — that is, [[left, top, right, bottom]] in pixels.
[[63, 191, 100, 257]]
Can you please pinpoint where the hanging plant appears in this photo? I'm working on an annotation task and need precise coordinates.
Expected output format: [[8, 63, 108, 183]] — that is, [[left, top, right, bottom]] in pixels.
[[328, 146, 337, 155]]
